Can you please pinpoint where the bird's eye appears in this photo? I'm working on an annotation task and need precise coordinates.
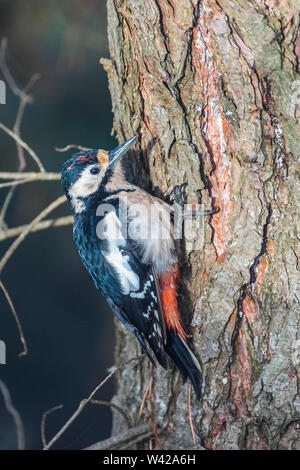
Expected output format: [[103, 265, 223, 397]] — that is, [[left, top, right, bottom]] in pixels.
[[90, 167, 100, 175]]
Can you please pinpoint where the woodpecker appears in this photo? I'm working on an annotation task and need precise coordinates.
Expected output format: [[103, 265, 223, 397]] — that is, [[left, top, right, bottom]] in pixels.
[[61, 136, 202, 398]]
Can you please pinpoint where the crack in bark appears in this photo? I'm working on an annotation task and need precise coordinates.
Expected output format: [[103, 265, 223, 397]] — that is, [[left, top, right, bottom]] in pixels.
[[153, 0, 171, 64], [260, 74, 289, 181], [223, 205, 273, 423], [293, 24, 300, 74], [226, 13, 290, 183], [235, 204, 272, 323]]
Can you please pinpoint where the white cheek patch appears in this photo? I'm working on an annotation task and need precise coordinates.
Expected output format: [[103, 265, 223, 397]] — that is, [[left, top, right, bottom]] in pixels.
[[69, 165, 102, 213]]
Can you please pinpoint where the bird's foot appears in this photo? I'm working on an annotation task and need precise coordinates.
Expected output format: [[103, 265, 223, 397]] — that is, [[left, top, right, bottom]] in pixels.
[[172, 183, 188, 207], [172, 183, 219, 219]]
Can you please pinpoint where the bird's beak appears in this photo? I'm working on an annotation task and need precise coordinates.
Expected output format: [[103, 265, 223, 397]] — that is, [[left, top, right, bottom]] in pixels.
[[108, 136, 136, 167]]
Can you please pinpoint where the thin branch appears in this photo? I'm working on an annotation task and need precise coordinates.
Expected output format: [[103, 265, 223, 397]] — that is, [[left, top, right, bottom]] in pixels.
[[90, 400, 132, 428], [0, 122, 45, 172], [0, 195, 67, 274], [0, 83, 39, 220], [188, 383, 196, 445], [142, 373, 160, 450], [43, 356, 142, 450], [0, 216, 73, 242], [84, 422, 154, 451], [0, 178, 39, 189], [138, 377, 152, 420], [0, 379, 25, 450], [0, 39, 41, 225], [55, 144, 91, 152], [0, 281, 27, 357], [0, 39, 35, 100], [0, 175, 61, 188], [0, 189, 15, 226], [41, 405, 63, 448], [148, 378, 161, 450], [0, 172, 60, 181], [13, 72, 41, 132]]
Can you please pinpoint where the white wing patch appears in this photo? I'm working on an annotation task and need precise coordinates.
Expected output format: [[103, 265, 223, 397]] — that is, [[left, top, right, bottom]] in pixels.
[[101, 211, 140, 295], [104, 241, 140, 295], [130, 279, 151, 299]]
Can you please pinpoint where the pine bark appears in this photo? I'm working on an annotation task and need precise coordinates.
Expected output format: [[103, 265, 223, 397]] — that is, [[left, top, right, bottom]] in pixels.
[[103, 0, 300, 450]]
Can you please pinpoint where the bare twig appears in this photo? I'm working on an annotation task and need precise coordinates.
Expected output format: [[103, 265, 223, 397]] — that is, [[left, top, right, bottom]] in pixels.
[[0, 122, 45, 172], [0, 281, 27, 357], [141, 373, 160, 450], [55, 144, 91, 152], [43, 356, 142, 450], [0, 195, 67, 274], [41, 405, 63, 448], [90, 400, 132, 428], [0, 39, 41, 226], [0, 178, 40, 189], [0, 175, 61, 189], [0, 172, 60, 181], [138, 377, 152, 420], [188, 383, 196, 445], [150, 413, 160, 450], [13, 72, 41, 130], [0, 39, 38, 101], [84, 422, 154, 450], [0, 379, 25, 450], [0, 216, 73, 242]]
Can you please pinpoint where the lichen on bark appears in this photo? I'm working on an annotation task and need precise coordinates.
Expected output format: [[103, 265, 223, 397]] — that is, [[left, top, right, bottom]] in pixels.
[[103, 0, 300, 449]]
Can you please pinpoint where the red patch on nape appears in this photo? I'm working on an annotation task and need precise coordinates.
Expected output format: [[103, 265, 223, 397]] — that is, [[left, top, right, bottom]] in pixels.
[[158, 265, 187, 340], [75, 155, 92, 164]]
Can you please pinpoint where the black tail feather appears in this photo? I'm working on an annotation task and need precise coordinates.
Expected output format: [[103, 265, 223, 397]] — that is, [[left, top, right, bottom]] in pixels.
[[165, 330, 202, 399], [135, 330, 157, 367]]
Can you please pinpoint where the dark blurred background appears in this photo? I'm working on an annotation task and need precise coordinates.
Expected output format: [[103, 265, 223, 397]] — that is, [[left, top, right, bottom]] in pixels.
[[0, 0, 117, 449]]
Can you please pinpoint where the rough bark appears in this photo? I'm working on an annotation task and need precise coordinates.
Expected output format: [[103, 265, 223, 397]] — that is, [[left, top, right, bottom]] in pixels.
[[103, 0, 300, 450]]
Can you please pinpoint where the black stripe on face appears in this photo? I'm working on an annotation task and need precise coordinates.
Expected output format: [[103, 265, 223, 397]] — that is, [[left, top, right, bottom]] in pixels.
[[105, 188, 136, 196]]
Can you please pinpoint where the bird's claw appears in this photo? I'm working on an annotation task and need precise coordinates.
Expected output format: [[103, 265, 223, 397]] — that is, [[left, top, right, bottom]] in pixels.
[[172, 183, 188, 207], [172, 183, 219, 218], [184, 206, 219, 219]]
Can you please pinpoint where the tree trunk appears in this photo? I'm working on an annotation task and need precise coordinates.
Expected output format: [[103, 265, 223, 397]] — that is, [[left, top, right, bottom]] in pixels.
[[103, 0, 300, 450]]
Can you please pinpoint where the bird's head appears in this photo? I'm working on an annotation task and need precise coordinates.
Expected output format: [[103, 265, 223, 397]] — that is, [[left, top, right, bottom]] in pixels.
[[61, 136, 136, 213]]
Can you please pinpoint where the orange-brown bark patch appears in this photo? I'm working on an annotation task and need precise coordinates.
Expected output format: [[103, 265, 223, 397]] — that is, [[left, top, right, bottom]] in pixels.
[[242, 292, 257, 323], [267, 239, 275, 256], [192, 6, 235, 260], [255, 241, 275, 288], [231, 326, 252, 417], [255, 256, 268, 288]]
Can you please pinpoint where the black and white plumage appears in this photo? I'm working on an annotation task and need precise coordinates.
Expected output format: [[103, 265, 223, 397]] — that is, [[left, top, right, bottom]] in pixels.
[[61, 137, 202, 398]]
